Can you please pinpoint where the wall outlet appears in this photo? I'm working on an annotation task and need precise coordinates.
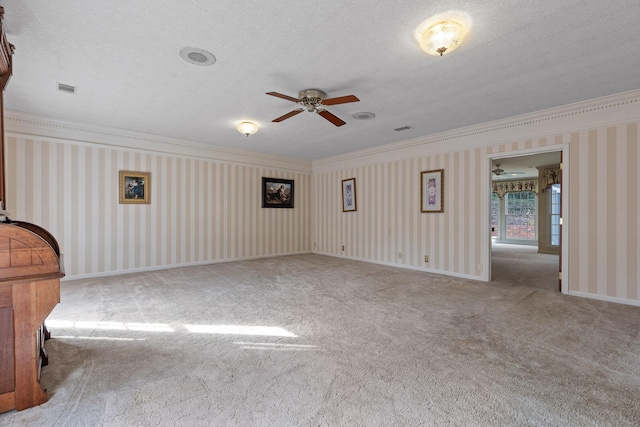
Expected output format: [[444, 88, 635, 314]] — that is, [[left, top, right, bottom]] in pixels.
[[341, 245, 345, 251], [398, 252, 402, 259], [424, 255, 429, 263], [477, 263, 483, 271], [314, 242, 317, 248]]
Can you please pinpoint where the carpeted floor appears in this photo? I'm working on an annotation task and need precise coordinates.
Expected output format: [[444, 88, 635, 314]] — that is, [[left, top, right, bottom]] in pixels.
[[491, 243, 560, 292], [2, 253, 639, 426]]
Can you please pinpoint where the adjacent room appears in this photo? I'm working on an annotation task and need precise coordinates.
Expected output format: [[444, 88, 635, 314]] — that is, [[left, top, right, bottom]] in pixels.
[[490, 152, 562, 292], [1, 1, 639, 425]]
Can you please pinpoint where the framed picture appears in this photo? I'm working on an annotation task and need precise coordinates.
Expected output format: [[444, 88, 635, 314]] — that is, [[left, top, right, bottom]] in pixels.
[[262, 177, 294, 208], [420, 169, 444, 213], [119, 171, 151, 204], [342, 177, 357, 212]]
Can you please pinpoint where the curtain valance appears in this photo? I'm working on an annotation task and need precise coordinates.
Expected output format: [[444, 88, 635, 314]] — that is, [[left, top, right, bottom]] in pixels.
[[541, 168, 561, 191], [492, 179, 539, 198]]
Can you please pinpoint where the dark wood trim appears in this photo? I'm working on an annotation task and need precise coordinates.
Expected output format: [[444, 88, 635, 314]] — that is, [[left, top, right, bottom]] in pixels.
[[0, 6, 14, 210]]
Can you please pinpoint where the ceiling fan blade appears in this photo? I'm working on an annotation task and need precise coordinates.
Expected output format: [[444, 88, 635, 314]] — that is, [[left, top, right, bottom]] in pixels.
[[266, 92, 300, 103], [318, 109, 346, 127], [272, 109, 304, 122], [322, 95, 360, 106]]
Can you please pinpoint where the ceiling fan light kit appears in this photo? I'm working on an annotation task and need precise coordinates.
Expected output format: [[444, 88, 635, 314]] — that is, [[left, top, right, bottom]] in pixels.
[[266, 88, 360, 127]]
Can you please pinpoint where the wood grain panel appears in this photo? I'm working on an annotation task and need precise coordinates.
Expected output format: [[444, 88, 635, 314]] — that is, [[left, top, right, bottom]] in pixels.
[[0, 227, 61, 281], [0, 306, 14, 394], [11, 281, 48, 410], [0, 391, 15, 414], [0, 284, 10, 307]]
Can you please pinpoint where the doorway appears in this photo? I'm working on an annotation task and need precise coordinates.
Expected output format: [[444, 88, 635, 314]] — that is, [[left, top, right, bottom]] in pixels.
[[487, 148, 566, 293]]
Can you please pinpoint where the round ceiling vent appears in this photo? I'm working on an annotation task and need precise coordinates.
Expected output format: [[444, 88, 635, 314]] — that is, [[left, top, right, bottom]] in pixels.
[[179, 47, 216, 66], [352, 112, 376, 120]]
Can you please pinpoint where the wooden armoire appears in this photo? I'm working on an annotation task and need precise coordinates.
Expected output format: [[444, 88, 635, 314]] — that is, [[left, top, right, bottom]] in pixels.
[[0, 7, 65, 413]]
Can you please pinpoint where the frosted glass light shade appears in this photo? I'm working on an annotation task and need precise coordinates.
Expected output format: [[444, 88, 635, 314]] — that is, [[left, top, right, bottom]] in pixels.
[[420, 21, 466, 56], [237, 121, 258, 136]]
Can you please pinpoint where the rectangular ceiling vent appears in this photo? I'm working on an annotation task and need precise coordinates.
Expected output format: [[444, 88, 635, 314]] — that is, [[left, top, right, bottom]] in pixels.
[[394, 126, 412, 131], [57, 83, 77, 94]]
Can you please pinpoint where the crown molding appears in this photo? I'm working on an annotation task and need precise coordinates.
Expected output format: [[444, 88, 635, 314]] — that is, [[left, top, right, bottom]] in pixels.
[[313, 89, 640, 173], [4, 110, 312, 173]]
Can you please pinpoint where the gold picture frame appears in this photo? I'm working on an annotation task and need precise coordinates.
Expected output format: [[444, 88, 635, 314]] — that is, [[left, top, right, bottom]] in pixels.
[[420, 169, 444, 213], [119, 171, 151, 204]]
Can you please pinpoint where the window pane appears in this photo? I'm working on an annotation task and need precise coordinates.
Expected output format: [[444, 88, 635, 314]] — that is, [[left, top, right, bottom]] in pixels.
[[505, 191, 536, 239], [550, 184, 561, 246]]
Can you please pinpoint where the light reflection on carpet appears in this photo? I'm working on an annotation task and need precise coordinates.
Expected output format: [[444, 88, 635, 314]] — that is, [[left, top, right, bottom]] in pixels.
[[47, 320, 297, 337]]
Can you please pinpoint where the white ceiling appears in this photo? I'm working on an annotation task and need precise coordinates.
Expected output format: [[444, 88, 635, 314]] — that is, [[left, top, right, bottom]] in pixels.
[[492, 151, 561, 180], [1, 1, 639, 161]]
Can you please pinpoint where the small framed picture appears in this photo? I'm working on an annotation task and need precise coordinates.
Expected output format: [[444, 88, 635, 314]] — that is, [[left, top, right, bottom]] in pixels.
[[262, 177, 294, 208], [420, 169, 444, 213], [342, 177, 357, 212], [119, 171, 151, 204]]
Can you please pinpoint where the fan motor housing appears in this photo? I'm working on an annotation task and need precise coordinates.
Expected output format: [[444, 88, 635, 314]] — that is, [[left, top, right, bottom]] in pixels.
[[298, 89, 326, 112], [298, 89, 326, 100]]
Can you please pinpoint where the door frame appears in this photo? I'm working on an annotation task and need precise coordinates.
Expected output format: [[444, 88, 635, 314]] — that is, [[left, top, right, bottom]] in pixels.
[[484, 144, 570, 294]]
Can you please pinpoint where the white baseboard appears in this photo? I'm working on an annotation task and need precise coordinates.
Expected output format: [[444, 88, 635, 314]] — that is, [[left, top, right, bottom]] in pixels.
[[312, 251, 483, 282], [62, 251, 313, 281], [569, 291, 640, 307]]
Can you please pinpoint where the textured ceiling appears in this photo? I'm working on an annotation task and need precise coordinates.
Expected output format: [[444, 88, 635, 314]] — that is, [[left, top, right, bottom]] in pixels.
[[492, 152, 561, 180], [1, 1, 639, 161]]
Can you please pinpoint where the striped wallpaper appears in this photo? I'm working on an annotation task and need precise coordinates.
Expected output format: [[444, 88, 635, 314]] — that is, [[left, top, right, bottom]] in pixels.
[[313, 152, 485, 277], [5, 135, 312, 278], [313, 105, 640, 305], [569, 125, 639, 302], [4, 91, 640, 305]]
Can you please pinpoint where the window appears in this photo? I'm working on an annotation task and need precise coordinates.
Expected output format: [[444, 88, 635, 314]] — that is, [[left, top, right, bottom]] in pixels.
[[550, 184, 561, 246], [505, 191, 536, 239]]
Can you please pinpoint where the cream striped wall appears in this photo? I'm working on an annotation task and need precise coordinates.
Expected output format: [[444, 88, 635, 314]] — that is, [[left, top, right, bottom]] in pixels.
[[313, 91, 640, 305], [4, 128, 312, 279], [4, 91, 640, 305], [313, 153, 485, 278], [568, 125, 639, 302]]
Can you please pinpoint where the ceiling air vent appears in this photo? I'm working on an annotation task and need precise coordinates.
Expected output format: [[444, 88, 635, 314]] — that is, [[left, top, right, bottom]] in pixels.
[[394, 126, 412, 131], [57, 83, 77, 94]]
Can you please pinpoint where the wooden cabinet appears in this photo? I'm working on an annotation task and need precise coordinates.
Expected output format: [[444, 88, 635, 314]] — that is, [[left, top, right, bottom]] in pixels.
[[0, 9, 65, 412], [0, 222, 64, 413]]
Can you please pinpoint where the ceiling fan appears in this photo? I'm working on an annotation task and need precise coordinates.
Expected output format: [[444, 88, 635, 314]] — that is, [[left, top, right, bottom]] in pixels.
[[492, 164, 505, 176], [266, 89, 359, 127], [493, 163, 526, 177]]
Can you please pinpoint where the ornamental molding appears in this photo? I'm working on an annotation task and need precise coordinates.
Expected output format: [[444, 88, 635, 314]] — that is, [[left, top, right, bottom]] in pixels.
[[313, 89, 640, 173], [4, 110, 312, 173]]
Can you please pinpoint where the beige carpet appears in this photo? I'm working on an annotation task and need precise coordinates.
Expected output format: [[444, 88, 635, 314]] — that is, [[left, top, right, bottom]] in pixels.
[[491, 243, 560, 292], [2, 254, 639, 426]]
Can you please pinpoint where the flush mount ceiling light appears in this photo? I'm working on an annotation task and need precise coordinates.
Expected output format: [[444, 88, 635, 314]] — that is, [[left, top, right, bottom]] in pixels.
[[179, 47, 216, 66], [420, 21, 466, 56], [415, 12, 471, 57], [236, 121, 258, 137]]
